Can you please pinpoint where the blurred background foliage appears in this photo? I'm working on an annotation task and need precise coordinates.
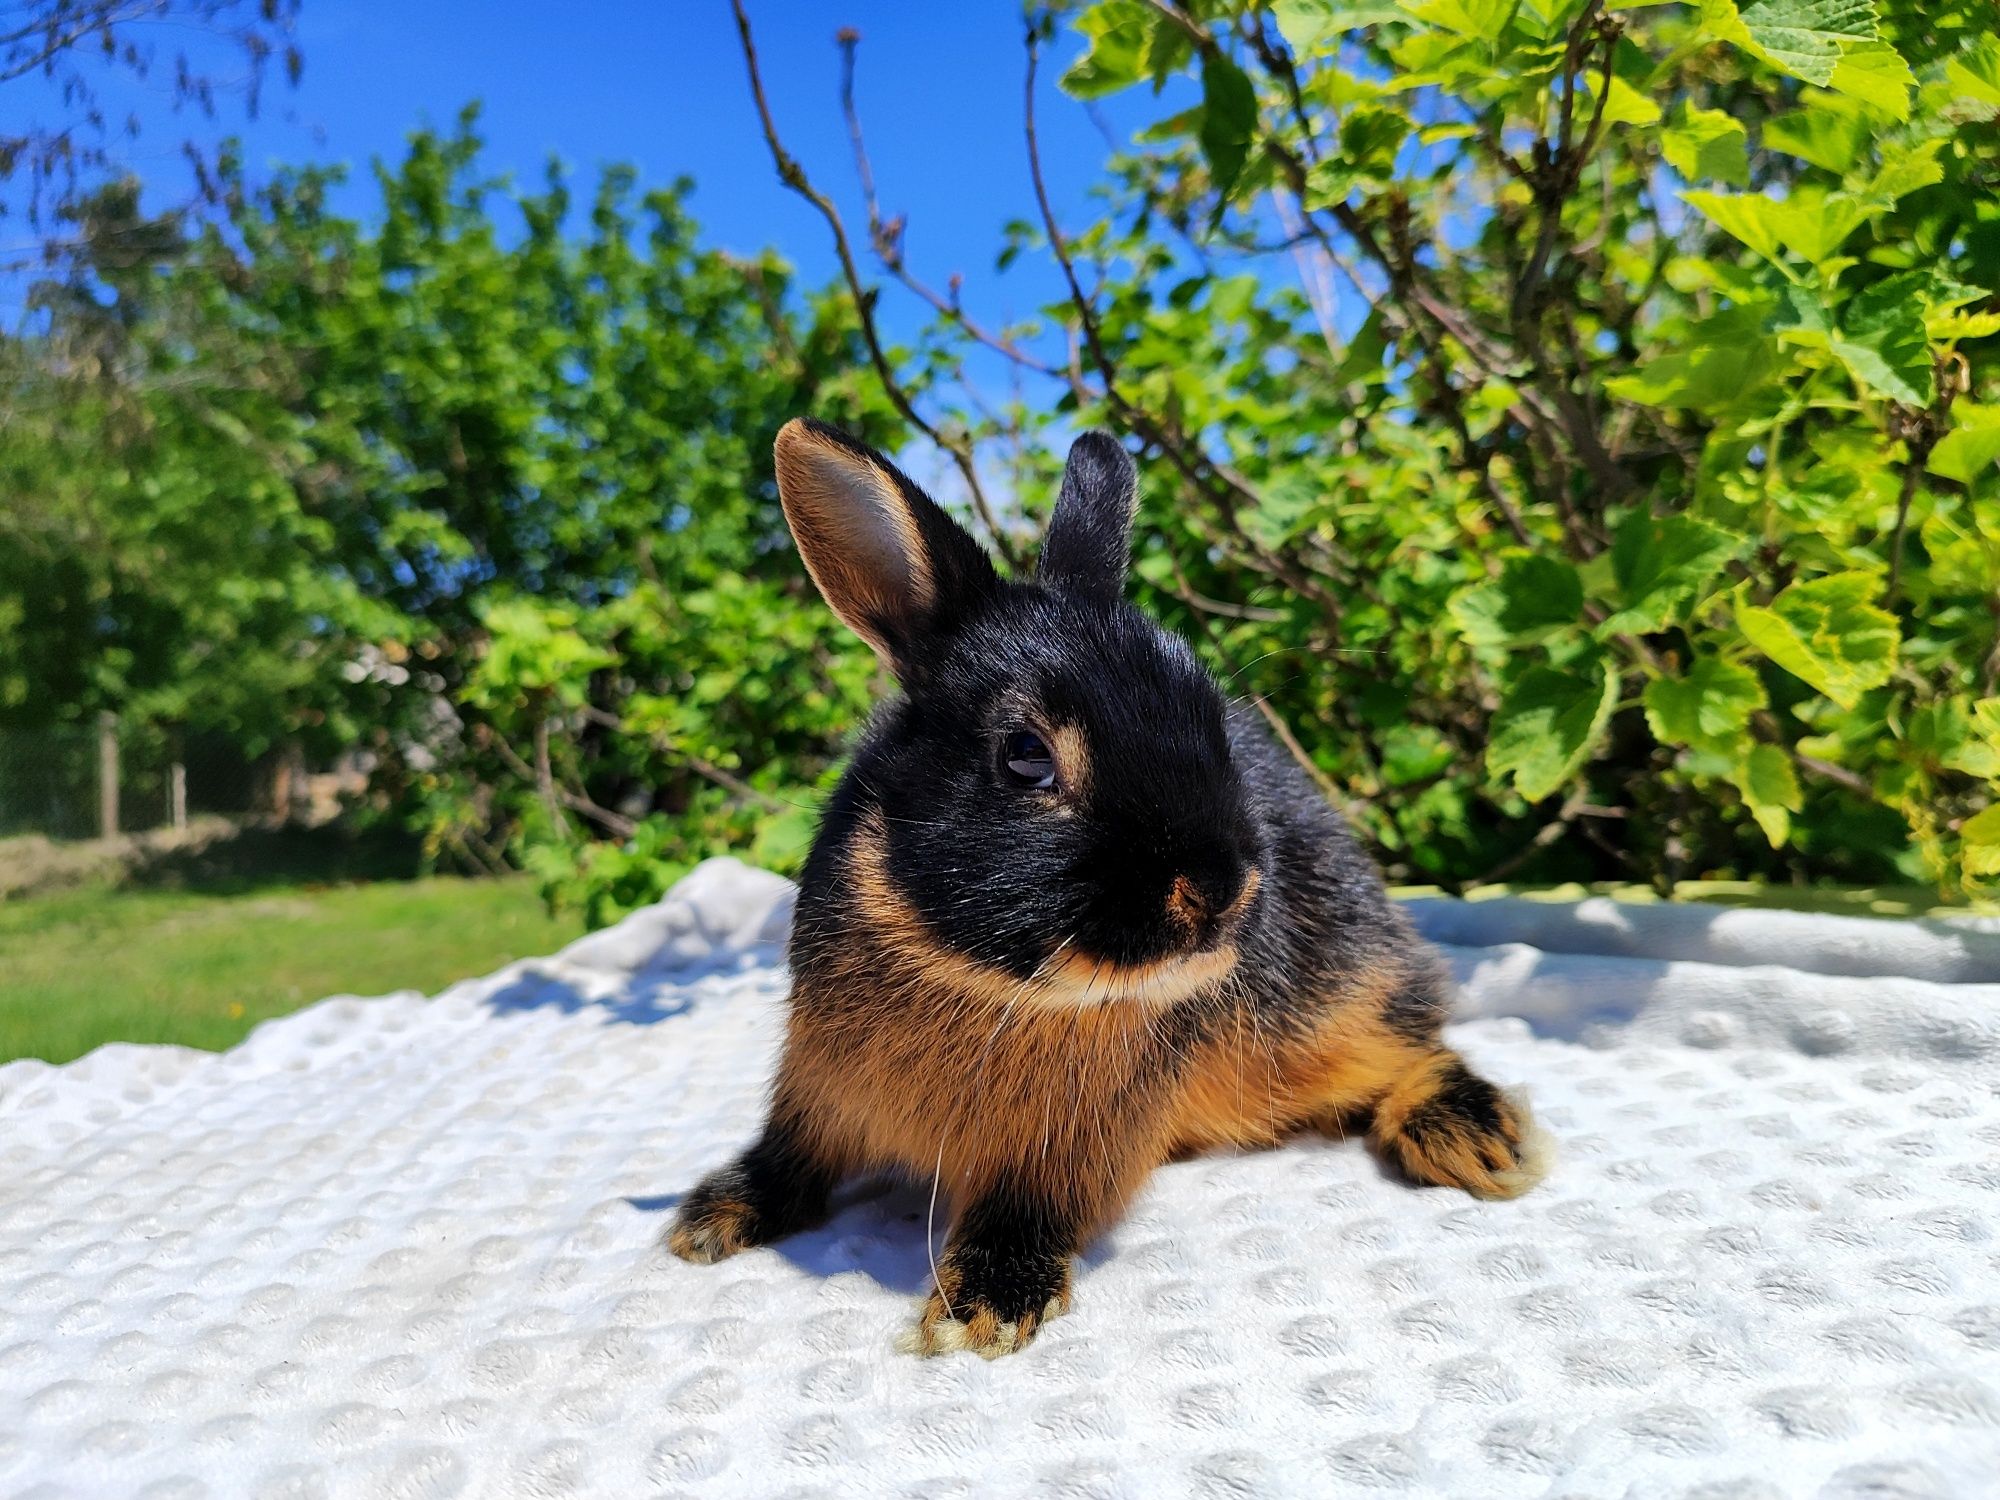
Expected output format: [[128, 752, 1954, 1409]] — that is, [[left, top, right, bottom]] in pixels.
[[4, 0, 1999, 929]]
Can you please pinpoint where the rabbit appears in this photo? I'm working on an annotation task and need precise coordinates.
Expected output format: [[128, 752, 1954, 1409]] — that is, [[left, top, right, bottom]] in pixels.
[[667, 417, 1551, 1357]]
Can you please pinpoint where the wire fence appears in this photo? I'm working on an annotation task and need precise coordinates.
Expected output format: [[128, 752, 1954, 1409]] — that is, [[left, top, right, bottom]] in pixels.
[[0, 719, 268, 842]]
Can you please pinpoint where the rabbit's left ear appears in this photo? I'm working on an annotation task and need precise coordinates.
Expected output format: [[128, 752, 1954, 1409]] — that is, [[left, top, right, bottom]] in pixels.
[[774, 418, 998, 673], [1040, 431, 1137, 604]]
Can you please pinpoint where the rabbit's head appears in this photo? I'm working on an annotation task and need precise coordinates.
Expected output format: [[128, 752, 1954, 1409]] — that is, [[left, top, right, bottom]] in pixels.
[[776, 418, 1265, 1006]]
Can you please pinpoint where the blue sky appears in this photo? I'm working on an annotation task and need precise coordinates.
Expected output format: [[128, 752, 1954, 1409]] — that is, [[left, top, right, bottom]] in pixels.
[[16, 0, 1160, 353]]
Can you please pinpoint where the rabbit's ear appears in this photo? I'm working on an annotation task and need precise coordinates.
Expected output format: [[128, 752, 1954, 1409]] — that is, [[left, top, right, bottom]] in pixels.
[[1040, 431, 1137, 604], [774, 418, 998, 670]]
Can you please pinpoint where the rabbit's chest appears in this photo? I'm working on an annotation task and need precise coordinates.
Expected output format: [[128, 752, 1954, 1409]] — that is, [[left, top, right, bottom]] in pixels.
[[788, 987, 1169, 1175]]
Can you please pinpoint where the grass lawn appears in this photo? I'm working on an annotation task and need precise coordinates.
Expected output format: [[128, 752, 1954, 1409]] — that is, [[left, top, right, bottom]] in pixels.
[[0, 876, 582, 1066]]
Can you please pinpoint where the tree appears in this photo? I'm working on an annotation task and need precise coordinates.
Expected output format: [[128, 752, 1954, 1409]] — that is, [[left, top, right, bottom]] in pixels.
[[0, 115, 895, 912], [1, 0, 302, 269]]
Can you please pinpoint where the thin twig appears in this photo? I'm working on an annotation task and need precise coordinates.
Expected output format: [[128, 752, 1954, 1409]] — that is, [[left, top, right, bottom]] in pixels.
[[485, 721, 635, 839], [837, 30, 1057, 378], [1473, 791, 1589, 886], [729, 0, 1021, 566], [1021, 25, 1338, 615]]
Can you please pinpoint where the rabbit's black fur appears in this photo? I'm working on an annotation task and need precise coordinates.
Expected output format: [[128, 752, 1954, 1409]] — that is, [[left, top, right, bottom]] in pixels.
[[668, 419, 1549, 1356]]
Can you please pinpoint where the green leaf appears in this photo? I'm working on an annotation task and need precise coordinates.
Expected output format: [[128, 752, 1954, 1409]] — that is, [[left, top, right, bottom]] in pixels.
[[1959, 803, 2000, 880], [1198, 52, 1259, 204], [1682, 189, 1783, 262], [1272, 0, 1408, 54], [1599, 74, 1663, 127], [1703, 0, 1879, 88], [1829, 272, 1934, 405], [1827, 38, 1912, 119], [1601, 513, 1742, 634], [1341, 105, 1412, 176], [1929, 403, 2000, 483], [1332, 306, 1392, 385], [1487, 661, 1619, 802], [1238, 470, 1323, 549], [1761, 99, 1870, 172], [1662, 104, 1749, 186], [1858, 137, 1946, 207], [1643, 655, 1767, 749], [1303, 158, 1364, 209], [1975, 699, 2000, 749], [1305, 108, 1411, 205], [1731, 742, 1803, 846], [1930, 311, 2000, 344], [1683, 186, 1871, 267], [1060, 1, 1157, 99], [1402, 0, 1518, 43], [1605, 307, 1777, 413], [1450, 554, 1584, 646], [1944, 36, 2000, 114], [1380, 723, 1455, 786], [1737, 572, 1900, 708], [749, 802, 822, 870]]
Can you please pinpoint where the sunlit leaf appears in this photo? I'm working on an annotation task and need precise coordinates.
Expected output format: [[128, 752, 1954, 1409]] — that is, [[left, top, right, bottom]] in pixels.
[[1730, 742, 1802, 845], [1827, 38, 1912, 119], [1929, 404, 2000, 483], [1761, 98, 1870, 172], [1683, 186, 1871, 267], [1737, 572, 1900, 709], [1601, 513, 1742, 635], [1272, 0, 1408, 54], [1944, 36, 2000, 114], [1450, 555, 1584, 646], [1959, 804, 2000, 880], [1701, 0, 1879, 88], [1644, 655, 1767, 749], [1487, 661, 1620, 801], [1401, 0, 1519, 43], [1605, 307, 1777, 412], [1060, 1, 1157, 99], [1662, 104, 1749, 185]]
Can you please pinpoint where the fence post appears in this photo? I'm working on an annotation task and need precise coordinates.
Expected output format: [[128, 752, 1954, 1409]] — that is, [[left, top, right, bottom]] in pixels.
[[98, 711, 120, 841], [171, 761, 188, 832]]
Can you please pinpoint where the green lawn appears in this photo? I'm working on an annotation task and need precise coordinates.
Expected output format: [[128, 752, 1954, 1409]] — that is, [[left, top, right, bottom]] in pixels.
[[0, 877, 582, 1066]]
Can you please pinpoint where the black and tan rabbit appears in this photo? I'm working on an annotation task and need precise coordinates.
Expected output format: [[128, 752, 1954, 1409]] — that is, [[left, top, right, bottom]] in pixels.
[[667, 418, 1551, 1356]]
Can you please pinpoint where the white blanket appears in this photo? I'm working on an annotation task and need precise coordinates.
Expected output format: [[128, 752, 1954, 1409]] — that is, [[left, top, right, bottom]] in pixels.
[[2, 860, 1996, 1499]]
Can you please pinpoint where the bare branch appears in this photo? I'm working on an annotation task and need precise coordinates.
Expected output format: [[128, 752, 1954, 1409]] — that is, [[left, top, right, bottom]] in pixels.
[[728, 0, 1022, 567], [837, 30, 1057, 379]]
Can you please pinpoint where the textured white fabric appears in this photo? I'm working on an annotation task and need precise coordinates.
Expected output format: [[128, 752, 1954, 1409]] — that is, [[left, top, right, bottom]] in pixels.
[[1, 858, 1996, 1499]]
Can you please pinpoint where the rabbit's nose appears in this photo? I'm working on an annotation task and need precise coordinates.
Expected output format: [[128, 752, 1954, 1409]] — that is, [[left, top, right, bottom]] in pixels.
[[1166, 864, 1254, 947], [1165, 875, 1210, 931]]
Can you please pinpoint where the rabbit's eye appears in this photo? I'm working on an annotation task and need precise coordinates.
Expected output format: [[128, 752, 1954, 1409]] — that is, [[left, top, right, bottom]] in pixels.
[[1002, 729, 1057, 789]]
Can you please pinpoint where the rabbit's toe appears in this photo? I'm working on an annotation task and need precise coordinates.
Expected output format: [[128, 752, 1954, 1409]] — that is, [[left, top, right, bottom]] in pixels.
[[665, 1186, 760, 1264], [898, 1255, 1072, 1358], [1370, 1056, 1554, 1200]]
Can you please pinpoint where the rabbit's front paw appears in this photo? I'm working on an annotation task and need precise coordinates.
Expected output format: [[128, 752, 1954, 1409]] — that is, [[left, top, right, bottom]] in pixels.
[[665, 1180, 762, 1264], [899, 1249, 1073, 1358], [665, 1124, 841, 1264], [1370, 1054, 1554, 1201]]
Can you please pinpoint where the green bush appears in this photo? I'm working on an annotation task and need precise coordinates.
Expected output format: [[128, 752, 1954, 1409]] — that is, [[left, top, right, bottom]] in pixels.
[[785, 0, 1999, 895]]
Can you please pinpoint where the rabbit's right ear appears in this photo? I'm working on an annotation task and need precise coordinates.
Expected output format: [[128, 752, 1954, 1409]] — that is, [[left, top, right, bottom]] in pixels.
[[1040, 431, 1137, 604], [774, 418, 998, 672]]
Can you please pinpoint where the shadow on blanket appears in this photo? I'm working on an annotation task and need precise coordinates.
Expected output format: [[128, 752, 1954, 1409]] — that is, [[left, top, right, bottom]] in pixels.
[[621, 1178, 1123, 1298], [476, 953, 773, 1026]]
